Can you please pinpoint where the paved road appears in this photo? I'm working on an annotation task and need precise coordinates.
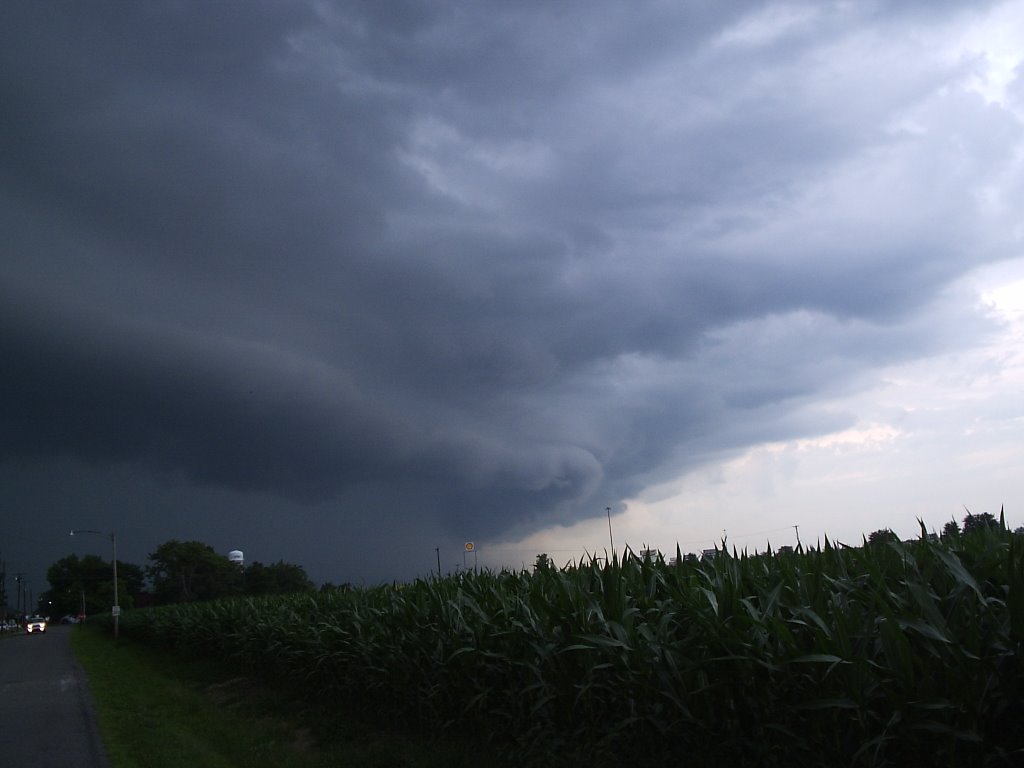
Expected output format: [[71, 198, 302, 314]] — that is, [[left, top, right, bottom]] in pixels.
[[0, 625, 110, 767]]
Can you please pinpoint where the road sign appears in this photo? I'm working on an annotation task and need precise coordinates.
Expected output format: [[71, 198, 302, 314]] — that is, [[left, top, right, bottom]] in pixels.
[[464, 542, 474, 552], [111, 605, 121, 617]]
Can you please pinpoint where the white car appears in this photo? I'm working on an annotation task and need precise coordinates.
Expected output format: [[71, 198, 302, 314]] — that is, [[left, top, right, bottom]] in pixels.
[[25, 616, 47, 634]]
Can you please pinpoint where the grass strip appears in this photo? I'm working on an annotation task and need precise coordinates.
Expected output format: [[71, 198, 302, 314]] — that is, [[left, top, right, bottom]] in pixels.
[[71, 623, 495, 768]]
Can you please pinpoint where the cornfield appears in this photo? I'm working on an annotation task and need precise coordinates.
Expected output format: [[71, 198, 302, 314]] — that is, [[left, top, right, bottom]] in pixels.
[[116, 523, 1024, 767]]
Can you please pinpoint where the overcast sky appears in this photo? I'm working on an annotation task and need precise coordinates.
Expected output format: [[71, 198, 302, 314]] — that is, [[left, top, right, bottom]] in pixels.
[[3, 1, 1023, 598]]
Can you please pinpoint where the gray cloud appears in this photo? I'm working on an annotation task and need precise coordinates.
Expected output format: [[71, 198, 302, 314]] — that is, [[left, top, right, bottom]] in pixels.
[[2, 1, 1021, 586]]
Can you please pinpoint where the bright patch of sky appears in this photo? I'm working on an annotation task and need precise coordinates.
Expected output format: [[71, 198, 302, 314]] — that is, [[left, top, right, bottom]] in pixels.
[[489, 256, 1024, 567], [955, 2, 1024, 109]]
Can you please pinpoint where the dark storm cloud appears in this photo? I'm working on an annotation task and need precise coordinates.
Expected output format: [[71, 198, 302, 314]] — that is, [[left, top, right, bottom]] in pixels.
[[2, 1, 1022, 584]]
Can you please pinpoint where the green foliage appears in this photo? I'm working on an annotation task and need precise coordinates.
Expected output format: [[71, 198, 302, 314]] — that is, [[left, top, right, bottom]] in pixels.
[[45, 540, 315, 614], [72, 623, 490, 768], [963, 511, 1000, 535], [866, 528, 899, 546], [42, 554, 143, 616], [147, 540, 242, 604], [243, 560, 316, 596], [116, 530, 1024, 767], [146, 541, 315, 604]]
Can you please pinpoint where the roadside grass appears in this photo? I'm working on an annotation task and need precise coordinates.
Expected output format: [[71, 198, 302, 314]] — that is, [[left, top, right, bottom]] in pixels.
[[71, 623, 499, 768]]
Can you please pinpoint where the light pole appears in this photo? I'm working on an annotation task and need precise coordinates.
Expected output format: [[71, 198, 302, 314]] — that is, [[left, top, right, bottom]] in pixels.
[[70, 529, 119, 640]]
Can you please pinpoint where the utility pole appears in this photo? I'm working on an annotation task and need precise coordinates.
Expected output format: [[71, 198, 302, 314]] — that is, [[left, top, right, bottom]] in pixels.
[[435, 547, 441, 578], [14, 573, 27, 616], [70, 530, 119, 639], [606, 506, 614, 556]]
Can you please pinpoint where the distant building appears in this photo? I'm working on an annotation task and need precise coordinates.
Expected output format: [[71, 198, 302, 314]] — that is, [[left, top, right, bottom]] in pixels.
[[669, 553, 698, 566], [228, 550, 244, 567]]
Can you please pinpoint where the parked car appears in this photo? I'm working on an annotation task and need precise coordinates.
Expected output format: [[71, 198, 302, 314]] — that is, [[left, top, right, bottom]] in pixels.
[[60, 615, 79, 625], [25, 616, 47, 634]]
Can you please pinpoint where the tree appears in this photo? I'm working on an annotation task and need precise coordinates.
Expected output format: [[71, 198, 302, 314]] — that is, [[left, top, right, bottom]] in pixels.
[[147, 540, 241, 604], [319, 582, 353, 593], [42, 554, 144, 617], [962, 512, 998, 535], [942, 519, 961, 540], [867, 529, 899, 546], [243, 560, 315, 596]]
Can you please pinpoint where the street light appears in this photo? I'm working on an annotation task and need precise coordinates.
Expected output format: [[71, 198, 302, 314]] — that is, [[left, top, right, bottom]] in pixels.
[[70, 529, 119, 640]]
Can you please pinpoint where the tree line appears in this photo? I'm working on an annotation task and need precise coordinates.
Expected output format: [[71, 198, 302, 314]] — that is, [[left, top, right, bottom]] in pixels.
[[866, 509, 1010, 547], [41, 539, 315, 618]]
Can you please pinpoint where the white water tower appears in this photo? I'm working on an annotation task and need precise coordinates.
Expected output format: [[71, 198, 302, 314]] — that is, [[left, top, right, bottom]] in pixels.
[[228, 550, 244, 567]]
